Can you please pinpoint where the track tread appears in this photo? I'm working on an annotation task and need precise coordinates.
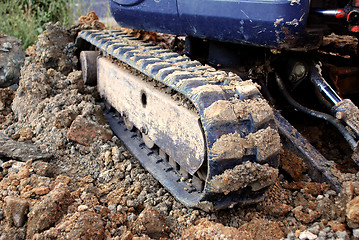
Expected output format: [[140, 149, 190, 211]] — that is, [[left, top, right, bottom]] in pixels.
[[77, 30, 281, 210]]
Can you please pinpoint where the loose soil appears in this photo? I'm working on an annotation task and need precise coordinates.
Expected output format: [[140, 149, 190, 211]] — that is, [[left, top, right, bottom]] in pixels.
[[1, 13, 359, 240]]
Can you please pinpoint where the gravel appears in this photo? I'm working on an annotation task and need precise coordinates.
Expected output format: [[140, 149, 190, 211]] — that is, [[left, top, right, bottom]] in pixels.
[[1, 14, 359, 240]]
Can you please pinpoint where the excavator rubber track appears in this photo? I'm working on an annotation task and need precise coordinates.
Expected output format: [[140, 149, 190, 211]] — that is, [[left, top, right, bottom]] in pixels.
[[76, 30, 281, 211]]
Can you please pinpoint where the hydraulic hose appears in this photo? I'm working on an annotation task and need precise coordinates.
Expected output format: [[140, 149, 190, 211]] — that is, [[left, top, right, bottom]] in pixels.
[[275, 73, 358, 151]]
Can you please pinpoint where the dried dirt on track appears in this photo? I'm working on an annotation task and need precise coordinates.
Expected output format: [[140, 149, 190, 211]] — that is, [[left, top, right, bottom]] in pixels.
[[1, 15, 359, 240]]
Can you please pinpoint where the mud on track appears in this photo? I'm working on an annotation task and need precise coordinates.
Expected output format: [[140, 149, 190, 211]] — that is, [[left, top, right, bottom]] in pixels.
[[1, 13, 359, 239]]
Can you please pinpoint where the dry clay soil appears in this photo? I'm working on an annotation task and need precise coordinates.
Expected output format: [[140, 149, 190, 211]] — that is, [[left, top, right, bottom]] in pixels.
[[2, 16, 359, 240]]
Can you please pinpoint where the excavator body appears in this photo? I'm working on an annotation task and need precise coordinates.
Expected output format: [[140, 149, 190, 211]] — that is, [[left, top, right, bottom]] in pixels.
[[76, 0, 359, 210], [110, 0, 312, 48]]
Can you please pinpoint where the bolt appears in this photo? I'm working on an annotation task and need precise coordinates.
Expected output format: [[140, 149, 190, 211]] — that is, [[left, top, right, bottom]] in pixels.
[[140, 126, 148, 135], [336, 111, 345, 120]]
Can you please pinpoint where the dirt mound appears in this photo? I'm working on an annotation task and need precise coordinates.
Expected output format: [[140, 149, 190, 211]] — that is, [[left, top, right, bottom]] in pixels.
[[1, 12, 359, 240]]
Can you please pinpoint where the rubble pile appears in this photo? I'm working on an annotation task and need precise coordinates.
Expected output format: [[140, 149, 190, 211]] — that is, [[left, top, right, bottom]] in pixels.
[[1, 13, 359, 239]]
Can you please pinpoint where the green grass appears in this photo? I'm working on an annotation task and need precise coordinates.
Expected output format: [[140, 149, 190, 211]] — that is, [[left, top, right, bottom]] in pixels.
[[0, 0, 72, 49]]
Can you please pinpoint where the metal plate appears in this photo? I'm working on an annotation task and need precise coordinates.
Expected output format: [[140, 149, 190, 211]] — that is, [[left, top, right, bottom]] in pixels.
[[97, 57, 206, 174]]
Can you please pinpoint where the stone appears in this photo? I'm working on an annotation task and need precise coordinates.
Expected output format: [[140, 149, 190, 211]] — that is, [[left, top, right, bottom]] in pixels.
[[307, 224, 321, 235], [346, 196, 359, 228], [287, 232, 296, 240], [67, 116, 113, 146], [108, 204, 117, 212], [0, 35, 25, 87], [284, 181, 330, 196], [78, 205, 89, 212], [120, 230, 133, 240], [0, 133, 52, 162], [329, 221, 346, 232], [32, 161, 55, 177], [299, 231, 317, 240], [31, 187, 50, 196], [238, 218, 285, 240], [132, 206, 169, 239], [263, 202, 293, 217], [280, 149, 305, 181], [336, 230, 350, 240], [53, 109, 78, 128], [302, 182, 331, 196], [27, 183, 73, 238], [292, 206, 321, 224], [34, 22, 76, 75], [0, 88, 15, 123], [4, 196, 29, 227], [353, 228, 359, 238], [63, 211, 104, 239], [182, 218, 252, 240]]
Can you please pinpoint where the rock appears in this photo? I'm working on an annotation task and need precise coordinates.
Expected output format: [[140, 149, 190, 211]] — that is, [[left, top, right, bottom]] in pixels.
[[307, 223, 321, 235], [67, 116, 113, 146], [317, 196, 341, 221], [33, 210, 105, 240], [302, 182, 331, 196], [67, 70, 84, 93], [181, 218, 251, 240], [27, 183, 73, 237], [34, 22, 76, 75], [4, 196, 29, 227], [292, 206, 321, 224], [49, 175, 72, 190], [32, 161, 54, 177], [329, 221, 346, 232], [262, 202, 293, 217], [353, 228, 359, 238], [283, 181, 330, 196], [78, 205, 89, 212], [238, 218, 285, 240], [0, 229, 26, 240], [299, 230, 317, 240], [346, 196, 359, 228], [120, 231, 133, 240], [62, 211, 104, 239], [0, 88, 15, 122], [287, 232, 296, 240], [0, 133, 52, 162], [280, 149, 305, 181], [336, 230, 350, 240], [31, 187, 50, 196], [132, 206, 169, 239], [0, 35, 25, 87], [108, 204, 117, 212], [53, 109, 78, 128]]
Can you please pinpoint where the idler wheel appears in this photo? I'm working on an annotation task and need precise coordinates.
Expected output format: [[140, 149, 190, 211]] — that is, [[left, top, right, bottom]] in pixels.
[[80, 51, 99, 85]]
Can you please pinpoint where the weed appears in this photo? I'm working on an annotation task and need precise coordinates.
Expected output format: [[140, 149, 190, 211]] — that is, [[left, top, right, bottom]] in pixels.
[[0, 0, 72, 49]]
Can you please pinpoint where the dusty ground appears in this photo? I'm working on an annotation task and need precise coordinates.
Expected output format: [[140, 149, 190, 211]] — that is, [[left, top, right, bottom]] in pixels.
[[1, 15, 359, 240]]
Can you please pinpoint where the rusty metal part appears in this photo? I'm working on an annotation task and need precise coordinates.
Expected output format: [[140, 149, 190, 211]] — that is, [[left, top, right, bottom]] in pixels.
[[332, 99, 359, 164], [333, 99, 359, 137], [98, 57, 206, 175], [274, 111, 342, 192], [326, 64, 359, 95], [321, 34, 358, 57], [80, 51, 99, 85]]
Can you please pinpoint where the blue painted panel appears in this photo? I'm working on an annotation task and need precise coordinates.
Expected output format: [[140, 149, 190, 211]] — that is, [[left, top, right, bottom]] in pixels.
[[110, 0, 311, 48], [109, 0, 184, 35], [177, 0, 310, 47]]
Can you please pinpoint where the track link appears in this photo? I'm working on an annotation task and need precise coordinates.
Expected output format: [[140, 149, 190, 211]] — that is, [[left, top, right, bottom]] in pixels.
[[76, 30, 281, 210]]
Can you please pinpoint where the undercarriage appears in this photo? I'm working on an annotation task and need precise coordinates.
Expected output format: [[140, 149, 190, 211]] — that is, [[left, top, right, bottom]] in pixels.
[[75, 0, 359, 210]]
